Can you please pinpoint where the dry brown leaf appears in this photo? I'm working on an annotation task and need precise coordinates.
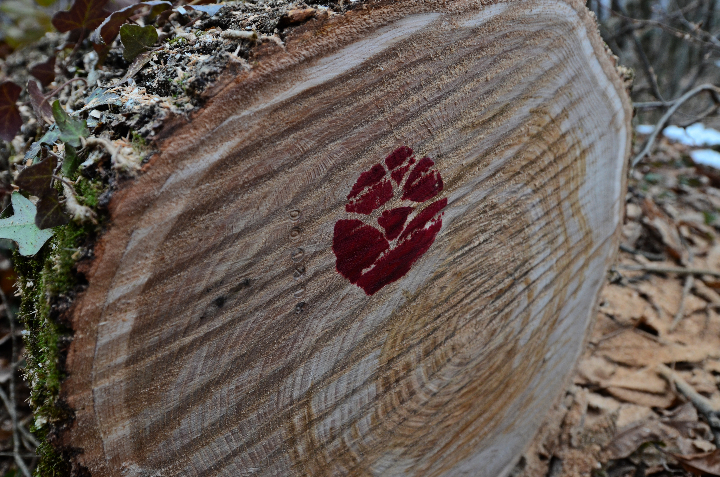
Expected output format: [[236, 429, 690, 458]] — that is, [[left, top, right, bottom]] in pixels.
[[576, 355, 617, 385], [600, 284, 650, 325], [587, 392, 622, 413], [605, 420, 681, 459], [641, 197, 687, 262], [606, 386, 676, 409], [606, 367, 669, 395], [692, 439, 716, 453], [693, 280, 720, 305], [671, 449, 720, 476], [706, 359, 720, 374], [597, 329, 720, 367], [616, 404, 655, 430]]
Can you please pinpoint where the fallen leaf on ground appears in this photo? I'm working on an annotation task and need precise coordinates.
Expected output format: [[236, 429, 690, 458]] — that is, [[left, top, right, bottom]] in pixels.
[[0, 193, 54, 256], [641, 197, 687, 262], [29, 56, 55, 87], [0, 81, 22, 141], [672, 449, 720, 476], [52, 0, 110, 33], [120, 24, 158, 61], [92, 1, 170, 45], [15, 156, 54, 195], [605, 420, 681, 459], [27, 79, 52, 124], [599, 284, 649, 325], [52, 100, 88, 147]]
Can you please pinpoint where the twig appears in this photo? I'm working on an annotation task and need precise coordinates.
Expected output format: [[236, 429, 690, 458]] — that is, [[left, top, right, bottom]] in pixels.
[[619, 244, 665, 261], [617, 263, 720, 277], [670, 274, 694, 332], [18, 424, 39, 449], [632, 31, 665, 102], [38, 77, 88, 110], [634, 100, 674, 110], [61, 182, 97, 224], [631, 83, 720, 167], [0, 288, 31, 477], [657, 364, 720, 446]]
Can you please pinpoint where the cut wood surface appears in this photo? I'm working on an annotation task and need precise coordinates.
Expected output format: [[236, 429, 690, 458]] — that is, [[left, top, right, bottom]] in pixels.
[[58, 0, 632, 475]]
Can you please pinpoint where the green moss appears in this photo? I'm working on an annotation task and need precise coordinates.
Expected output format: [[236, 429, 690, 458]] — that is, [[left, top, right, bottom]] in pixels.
[[74, 177, 103, 209], [13, 181, 105, 476], [14, 241, 70, 477]]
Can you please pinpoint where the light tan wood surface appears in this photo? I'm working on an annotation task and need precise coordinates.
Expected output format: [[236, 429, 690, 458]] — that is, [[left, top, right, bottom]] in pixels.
[[58, 1, 632, 475]]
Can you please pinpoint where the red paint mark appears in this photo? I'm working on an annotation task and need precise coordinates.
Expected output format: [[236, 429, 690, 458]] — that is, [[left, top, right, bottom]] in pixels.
[[402, 157, 443, 202], [378, 207, 413, 241], [333, 146, 447, 295], [345, 179, 393, 215], [385, 146, 414, 170]]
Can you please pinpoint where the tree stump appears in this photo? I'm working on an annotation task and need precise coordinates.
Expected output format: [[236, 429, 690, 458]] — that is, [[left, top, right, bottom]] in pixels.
[[58, 0, 631, 475]]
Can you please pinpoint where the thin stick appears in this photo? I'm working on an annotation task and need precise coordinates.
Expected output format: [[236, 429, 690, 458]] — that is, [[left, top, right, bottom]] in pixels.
[[670, 274, 693, 332], [617, 263, 720, 277], [619, 244, 665, 261], [632, 31, 664, 102], [631, 83, 720, 167], [38, 77, 89, 110], [657, 364, 720, 446], [634, 100, 674, 110], [0, 288, 31, 477]]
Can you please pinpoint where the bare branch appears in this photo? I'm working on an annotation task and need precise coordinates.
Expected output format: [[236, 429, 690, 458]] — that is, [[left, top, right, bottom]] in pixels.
[[632, 83, 720, 167]]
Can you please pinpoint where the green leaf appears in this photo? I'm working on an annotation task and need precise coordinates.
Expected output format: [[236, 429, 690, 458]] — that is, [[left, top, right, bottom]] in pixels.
[[25, 127, 60, 161], [78, 87, 121, 113], [0, 192, 54, 256], [52, 100, 88, 147], [92, 1, 170, 45], [120, 24, 158, 62], [16, 156, 55, 196], [62, 144, 81, 176], [35, 189, 68, 230]]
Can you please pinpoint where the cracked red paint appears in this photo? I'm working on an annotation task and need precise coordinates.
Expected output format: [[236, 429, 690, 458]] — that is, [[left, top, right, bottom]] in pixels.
[[333, 146, 447, 295]]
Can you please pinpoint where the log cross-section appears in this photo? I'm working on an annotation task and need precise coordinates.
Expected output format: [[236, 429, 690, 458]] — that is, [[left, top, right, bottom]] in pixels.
[[60, 0, 631, 475]]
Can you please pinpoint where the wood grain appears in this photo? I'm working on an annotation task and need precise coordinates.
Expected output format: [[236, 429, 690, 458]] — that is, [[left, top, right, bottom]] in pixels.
[[59, 1, 632, 475]]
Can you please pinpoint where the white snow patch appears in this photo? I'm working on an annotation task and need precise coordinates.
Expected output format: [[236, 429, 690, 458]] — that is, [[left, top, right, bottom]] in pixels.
[[690, 149, 720, 169], [663, 123, 720, 146], [636, 124, 655, 134]]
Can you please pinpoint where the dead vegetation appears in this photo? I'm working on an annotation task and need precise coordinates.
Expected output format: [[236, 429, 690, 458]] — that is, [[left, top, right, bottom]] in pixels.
[[516, 136, 720, 477]]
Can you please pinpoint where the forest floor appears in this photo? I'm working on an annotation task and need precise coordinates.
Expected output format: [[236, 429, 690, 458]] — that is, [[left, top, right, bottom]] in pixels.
[[516, 137, 720, 477], [0, 137, 719, 476]]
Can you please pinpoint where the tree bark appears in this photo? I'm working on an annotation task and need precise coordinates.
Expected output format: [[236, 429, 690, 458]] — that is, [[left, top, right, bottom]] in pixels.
[[56, 0, 631, 475]]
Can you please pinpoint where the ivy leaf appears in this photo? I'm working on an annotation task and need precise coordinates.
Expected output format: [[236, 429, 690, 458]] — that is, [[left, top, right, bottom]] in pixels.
[[36, 189, 68, 230], [62, 144, 81, 176], [92, 1, 171, 45], [117, 50, 157, 85], [0, 81, 22, 142], [27, 80, 53, 125], [120, 24, 158, 62], [25, 127, 60, 162], [16, 156, 55, 196], [52, 0, 110, 33], [0, 192, 54, 256], [52, 100, 88, 147], [78, 87, 121, 112], [29, 56, 56, 87], [176, 5, 224, 16]]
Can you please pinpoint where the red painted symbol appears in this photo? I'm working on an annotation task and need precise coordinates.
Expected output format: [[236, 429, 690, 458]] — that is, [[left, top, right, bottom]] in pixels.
[[333, 146, 447, 295]]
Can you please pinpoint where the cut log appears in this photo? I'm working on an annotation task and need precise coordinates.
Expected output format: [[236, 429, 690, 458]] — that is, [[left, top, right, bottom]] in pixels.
[[58, 0, 631, 475]]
